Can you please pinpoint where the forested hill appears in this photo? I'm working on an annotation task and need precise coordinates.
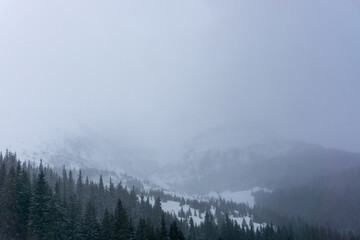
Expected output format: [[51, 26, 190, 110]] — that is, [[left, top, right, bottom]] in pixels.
[[0, 150, 359, 240], [254, 166, 360, 234]]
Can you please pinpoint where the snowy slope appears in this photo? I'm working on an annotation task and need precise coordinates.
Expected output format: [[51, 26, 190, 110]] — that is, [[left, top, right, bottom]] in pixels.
[[2, 131, 160, 180], [207, 187, 272, 207], [150, 127, 360, 194], [146, 196, 265, 228]]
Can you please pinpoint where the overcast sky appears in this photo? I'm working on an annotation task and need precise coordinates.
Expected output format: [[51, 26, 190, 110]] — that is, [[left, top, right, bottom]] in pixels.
[[0, 0, 360, 153]]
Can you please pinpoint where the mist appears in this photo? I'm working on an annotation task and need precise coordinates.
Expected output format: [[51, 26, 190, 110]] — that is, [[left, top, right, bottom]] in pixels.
[[2, 2, 360, 238], [1, 0, 360, 159]]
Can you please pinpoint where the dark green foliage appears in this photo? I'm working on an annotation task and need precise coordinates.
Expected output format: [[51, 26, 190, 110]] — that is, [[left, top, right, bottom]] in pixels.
[[169, 221, 185, 240], [83, 201, 100, 240], [3, 166, 19, 238], [202, 210, 217, 240], [113, 198, 131, 239], [0, 150, 359, 240], [28, 169, 53, 239], [16, 165, 31, 239], [101, 209, 113, 240], [159, 214, 168, 240], [188, 217, 196, 240], [51, 181, 68, 240], [136, 218, 156, 240]]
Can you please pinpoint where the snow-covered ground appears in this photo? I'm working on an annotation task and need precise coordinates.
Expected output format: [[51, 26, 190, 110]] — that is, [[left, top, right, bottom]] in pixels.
[[207, 187, 272, 207], [146, 194, 265, 228], [161, 200, 204, 226], [230, 216, 265, 230]]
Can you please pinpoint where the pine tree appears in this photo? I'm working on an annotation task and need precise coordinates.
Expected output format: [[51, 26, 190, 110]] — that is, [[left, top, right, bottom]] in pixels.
[[241, 217, 248, 231], [129, 186, 139, 220], [99, 174, 105, 195], [140, 193, 146, 219], [108, 177, 116, 211], [153, 197, 162, 228], [3, 166, 19, 238], [144, 218, 156, 240], [159, 213, 168, 240], [76, 169, 84, 208], [113, 198, 130, 240], [65, 192, 83, 239], [101, 209, 113, 240], [0, 163, 6, 191], [248, 219, 255, 240], [188, 217, 196, 240], [169, 221, 185, 240], [203, 210, 217, 240], [136, 218, 146, 240], [178, 207, 185, 219], [51, 180, 68, 240], [186, 207, 192, 218], [68, 169, 74, 196], [28, 170, 53, 240], [0, 163, 6, 231], [136, 218, 156, 240], [62, 166, 69, 204], [16, 166, 31, 239], [83, 201, 100, 240]]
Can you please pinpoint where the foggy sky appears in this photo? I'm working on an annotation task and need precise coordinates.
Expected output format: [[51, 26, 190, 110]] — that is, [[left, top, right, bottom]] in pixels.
[[0, 0, 360, 154]]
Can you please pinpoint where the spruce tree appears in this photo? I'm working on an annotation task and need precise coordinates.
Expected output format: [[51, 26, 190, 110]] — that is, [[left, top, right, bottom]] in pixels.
[[16, 166, 31, 239], [28, 170, 53, 240], [113, 198, 130, 240], [3, 166, 18, 238], [0, 163, 6, 231], [51, 180, 68, 240], [136, 218, 146, 240], [153, 197, 162, 228], [83, 201, 100, 240], [169, 221, 185, 240], [203, 210, 217, 240], [159, 213, 168, 240], [188, 217, 196, 240], [101, 208, 113, 240]]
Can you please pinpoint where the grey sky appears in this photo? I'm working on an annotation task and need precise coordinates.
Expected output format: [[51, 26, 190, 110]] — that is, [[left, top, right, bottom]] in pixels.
[[0, 0, 360, 153]]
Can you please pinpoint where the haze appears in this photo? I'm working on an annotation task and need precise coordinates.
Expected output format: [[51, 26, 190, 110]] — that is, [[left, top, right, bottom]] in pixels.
[[1, 0, 360, 157]]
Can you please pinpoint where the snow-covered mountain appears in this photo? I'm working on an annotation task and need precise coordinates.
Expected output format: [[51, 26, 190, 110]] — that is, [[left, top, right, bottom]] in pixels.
[[151, 126, 360, 194], [2, 130, 159, 180], [4, 125, 360, 206], [3, 125, 360, 233]]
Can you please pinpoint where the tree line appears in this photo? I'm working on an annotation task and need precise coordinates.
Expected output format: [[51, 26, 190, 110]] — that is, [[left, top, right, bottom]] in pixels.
[[0, 150, 359, 240]]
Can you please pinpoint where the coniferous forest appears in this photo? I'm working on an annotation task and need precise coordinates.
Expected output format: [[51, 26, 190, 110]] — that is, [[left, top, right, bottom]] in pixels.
[[1, 150, 359, 240]]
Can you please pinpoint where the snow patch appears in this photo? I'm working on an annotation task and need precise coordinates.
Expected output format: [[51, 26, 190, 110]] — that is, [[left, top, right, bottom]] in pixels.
[[230, 216, 265, 230], [207, 187, 272, 207]]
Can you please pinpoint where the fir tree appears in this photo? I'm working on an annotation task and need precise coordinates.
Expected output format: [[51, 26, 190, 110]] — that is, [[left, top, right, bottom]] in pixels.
[[101, 208, 113, 240], [16, 165, 31, 239], [76, 169, 84, 208], [83, 201, 100, 240], [168, 221, 185, 240], [113, 198, 130, 240], [188, 217, 196, 240], [203, 210, 217, 240], [51, 180, 68, 240], [28, 170, 53, 240], [153, 197, 162, 228], [159, 213, 168, 240], [3, 166, 18, 238]]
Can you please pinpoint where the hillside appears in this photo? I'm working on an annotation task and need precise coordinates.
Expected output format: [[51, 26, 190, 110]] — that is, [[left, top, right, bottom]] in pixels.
[[254, 166, 360, 234], [1, 150, 358, 240]]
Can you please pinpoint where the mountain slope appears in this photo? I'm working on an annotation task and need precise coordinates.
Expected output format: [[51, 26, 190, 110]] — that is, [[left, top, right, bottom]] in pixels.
[[151, 132, 360, 194], [254, 166, 360, 233]]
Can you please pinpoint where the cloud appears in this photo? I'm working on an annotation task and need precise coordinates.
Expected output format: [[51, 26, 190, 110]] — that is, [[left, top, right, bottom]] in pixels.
[[0, 0, 359, 154]]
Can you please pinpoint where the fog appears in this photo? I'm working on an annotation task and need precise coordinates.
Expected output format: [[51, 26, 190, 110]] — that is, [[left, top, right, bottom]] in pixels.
[[1, 0, 360, 159]]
